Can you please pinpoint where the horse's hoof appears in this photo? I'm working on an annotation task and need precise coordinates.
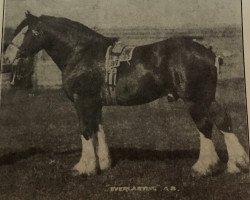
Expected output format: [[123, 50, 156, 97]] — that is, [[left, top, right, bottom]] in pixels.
[[226, 164, 241, 174], [226, 161, 249, 174], [72, 162, 96, 176], [191, 163, 212, 177], [227, 153, 249, 174], [237, 154, 249, 170], [241, 166, 249, 173], [72, 168, 84, 177], [191, 169, 211, 178], [99, 158, 111, 171], [71, 168, 96, 176]]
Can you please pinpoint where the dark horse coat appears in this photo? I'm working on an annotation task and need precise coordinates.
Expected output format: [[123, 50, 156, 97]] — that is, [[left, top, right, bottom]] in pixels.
[[4, 12, 248, 176], [10, 14, 226, 139]]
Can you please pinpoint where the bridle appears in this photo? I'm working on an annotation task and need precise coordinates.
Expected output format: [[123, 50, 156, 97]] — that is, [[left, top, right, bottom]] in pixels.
[[8, 42, 34, 85]]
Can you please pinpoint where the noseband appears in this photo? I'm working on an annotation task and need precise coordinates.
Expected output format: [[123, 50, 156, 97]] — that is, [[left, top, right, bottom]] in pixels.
[[10, 41, 28, 60]]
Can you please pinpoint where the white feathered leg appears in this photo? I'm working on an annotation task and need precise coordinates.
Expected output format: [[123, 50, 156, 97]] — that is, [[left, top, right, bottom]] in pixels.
[[73, 135, 96, 176], [97, 125, 110, 171], [222, 132, 249, 173], [192, 132, 219, 176]]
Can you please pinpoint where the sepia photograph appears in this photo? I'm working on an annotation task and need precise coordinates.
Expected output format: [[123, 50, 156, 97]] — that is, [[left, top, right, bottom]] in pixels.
[[0, 0, 249, 199]]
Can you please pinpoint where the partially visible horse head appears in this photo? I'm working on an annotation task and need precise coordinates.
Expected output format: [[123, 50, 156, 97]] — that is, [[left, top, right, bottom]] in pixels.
[[4, 11, 47, 65]]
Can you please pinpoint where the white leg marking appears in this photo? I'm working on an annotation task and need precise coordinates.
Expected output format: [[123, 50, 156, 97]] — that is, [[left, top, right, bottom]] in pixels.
[[73, 135, 96, 175], [192, 132, 219, 176], [97, 125, 110, 170], [4, 26, 28, 64], [223, 132, 249, 173]]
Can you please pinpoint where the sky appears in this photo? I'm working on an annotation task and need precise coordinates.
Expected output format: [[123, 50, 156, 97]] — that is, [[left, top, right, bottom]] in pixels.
[[4, 0, 242, 29]]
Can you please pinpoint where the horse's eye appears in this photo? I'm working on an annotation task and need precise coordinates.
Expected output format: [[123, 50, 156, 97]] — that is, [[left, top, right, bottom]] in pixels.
[[32, 30, 40, 36]]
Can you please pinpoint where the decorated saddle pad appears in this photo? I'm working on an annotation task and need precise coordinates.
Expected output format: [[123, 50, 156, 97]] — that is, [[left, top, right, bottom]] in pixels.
[[104, 42, 135, 104], [105, 41, 135, 72]]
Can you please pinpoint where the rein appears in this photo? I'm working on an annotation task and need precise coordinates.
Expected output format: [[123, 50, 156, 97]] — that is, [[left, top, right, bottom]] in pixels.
[[8, 41, 34, 85], [11, 64, 34, 85], [10, 57, 34, 85]]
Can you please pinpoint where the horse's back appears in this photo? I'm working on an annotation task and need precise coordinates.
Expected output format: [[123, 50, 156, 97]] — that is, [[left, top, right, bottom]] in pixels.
[[114, 37, 217, 105]]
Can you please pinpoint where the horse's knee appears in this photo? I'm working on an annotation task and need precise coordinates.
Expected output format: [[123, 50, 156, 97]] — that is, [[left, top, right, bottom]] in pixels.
[[81, 127, 95, 140], [78, 116, 101, 140], [196, 119, 213, 138], [74, 97, 102, 139]]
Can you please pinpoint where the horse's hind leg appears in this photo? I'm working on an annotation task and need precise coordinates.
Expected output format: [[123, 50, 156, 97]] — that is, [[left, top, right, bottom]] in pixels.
[[209, 102, 249, 173], [189, 103, 219, 176]]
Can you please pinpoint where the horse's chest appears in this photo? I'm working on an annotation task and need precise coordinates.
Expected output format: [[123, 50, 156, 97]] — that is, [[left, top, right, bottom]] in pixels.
[[62, 65, 104, 99]]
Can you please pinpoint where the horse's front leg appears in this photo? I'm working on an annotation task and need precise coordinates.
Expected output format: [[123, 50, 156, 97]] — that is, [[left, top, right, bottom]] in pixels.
[[72, 94, 110, 176], [73, 134, 97, 176], [97, 124, 110, 171]]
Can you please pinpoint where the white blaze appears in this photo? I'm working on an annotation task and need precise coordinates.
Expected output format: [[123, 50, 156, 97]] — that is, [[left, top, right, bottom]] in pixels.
[[4, 26, 28, 65]]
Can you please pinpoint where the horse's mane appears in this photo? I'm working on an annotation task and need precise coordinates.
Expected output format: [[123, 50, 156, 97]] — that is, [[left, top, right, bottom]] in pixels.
[[13, 14, 118, 45], [40, 15, 106, 40], [40, 15, 119, 45]]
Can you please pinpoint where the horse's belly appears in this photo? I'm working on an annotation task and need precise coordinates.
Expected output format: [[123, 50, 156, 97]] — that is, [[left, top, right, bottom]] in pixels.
[[115, 70, 165, 106]]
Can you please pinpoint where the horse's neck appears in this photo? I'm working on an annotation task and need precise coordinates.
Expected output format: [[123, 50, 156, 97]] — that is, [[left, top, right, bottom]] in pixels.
[[44, 33, 112, 72], [44, 38, 73, 71]]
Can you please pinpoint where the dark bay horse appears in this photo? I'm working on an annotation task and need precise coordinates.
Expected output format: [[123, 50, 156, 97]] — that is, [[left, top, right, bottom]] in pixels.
[[4, 12, 248, 177]]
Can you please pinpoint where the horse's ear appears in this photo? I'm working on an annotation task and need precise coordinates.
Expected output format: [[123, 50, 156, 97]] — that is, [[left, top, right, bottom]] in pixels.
[[25, 10, 31, 18], [25, 10, 38, 22]]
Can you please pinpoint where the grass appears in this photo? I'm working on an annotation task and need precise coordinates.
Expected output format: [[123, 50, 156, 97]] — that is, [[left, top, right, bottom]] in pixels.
[[0, 77, 249, 200]]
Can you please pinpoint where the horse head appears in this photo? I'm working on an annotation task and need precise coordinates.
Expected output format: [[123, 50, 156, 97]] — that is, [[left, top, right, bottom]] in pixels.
[[4, 12, 119, 75], [4, 11, 47, 65]]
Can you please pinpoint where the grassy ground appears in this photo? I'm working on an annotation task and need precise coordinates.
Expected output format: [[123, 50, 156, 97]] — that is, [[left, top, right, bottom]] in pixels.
[[0, 77, 249, 200]]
